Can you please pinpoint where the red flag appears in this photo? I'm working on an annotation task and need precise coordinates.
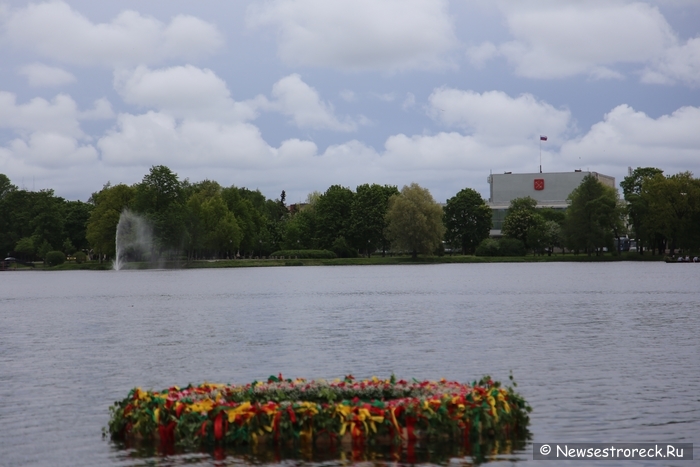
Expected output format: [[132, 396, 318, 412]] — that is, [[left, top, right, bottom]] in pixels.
[[540, 136, 547, 141]]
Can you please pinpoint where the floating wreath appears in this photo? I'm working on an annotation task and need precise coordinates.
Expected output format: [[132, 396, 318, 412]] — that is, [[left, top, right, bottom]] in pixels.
[[107, 374, 530, 449]]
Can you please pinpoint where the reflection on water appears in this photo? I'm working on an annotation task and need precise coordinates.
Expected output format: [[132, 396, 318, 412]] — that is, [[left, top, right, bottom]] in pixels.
[[113, 436, 527, 466], [1, 263, 699, 466]]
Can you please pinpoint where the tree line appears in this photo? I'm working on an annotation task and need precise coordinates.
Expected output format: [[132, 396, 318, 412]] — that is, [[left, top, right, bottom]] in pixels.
[[1, 166, 698, 263], [0, 167, 482, 262]]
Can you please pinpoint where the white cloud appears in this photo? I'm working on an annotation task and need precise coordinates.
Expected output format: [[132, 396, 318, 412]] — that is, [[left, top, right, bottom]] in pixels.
[[428, 88, 572, 145], [472, 1, 677, 80], [4, 1, 223, 67], [114, 65, 259, 122], [0, 92, 108, 172], [79, 98, 115, 121], [0, 92, 84, 137], [18, 63, 76, 87], [466, 42, 499, 69], [269, 74, 359, 131], [5, 132, 97, 169], [642, 37, 700, 86], [97, 112, 273, 168], [561, 104, 700, 168], [247, 0, 457, 71]]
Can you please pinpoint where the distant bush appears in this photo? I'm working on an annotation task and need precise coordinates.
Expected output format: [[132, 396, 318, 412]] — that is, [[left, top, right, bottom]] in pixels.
[[74, 251, 87, 264], [475, 238, 526, 257], [499, 238, 526, 256], [475, 238, 500, 257], [46, 251, 66, 266], [270, 249, 337, 259], [331, 237, 359, 258]]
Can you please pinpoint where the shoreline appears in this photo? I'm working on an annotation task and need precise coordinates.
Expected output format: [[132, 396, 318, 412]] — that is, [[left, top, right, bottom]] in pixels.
[[4, 253, 667, 271]]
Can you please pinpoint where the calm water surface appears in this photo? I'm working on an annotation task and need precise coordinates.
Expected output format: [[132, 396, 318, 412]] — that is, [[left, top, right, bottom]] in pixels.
[[0, 263, 698, 466]]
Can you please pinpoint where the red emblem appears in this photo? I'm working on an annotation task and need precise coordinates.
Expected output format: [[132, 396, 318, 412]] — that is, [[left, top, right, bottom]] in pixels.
[[534, 179, 544, 190]]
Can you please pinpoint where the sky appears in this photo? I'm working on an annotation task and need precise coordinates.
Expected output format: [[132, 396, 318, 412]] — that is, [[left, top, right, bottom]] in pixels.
[[1, 0, 699, 204]]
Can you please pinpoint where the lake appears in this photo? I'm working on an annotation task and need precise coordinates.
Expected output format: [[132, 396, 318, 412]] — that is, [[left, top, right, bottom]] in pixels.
[[0, 263, 698, 466]]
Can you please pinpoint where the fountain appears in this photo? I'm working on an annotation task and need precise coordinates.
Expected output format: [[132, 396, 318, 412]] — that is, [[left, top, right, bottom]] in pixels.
[[113, 209, 154, 271]]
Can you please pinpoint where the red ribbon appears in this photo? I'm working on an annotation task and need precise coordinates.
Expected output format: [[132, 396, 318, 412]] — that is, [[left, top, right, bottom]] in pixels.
[[214, 412, 224, 440], [405, 416, 417, 441]]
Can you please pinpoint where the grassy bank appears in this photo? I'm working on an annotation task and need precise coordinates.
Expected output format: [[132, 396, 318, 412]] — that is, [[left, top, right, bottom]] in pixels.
[[4, 252, 666, 271]]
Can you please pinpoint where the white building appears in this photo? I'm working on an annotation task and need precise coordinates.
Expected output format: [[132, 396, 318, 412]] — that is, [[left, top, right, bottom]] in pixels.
[[487, 171, 615, 236]]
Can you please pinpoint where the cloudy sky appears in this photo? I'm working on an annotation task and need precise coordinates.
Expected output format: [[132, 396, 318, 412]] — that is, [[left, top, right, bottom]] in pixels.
[[1, 0, 699, 204]]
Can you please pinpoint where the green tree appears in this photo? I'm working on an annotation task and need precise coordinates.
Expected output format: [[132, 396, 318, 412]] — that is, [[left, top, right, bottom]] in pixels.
[[621, 167, 663, 254], [64, 200, 92, 252], [501, 197, 540, 248], [133, 165, 186, 255], [283, 207, 318, 250], [524, 215, 548, 255], [564, 175, 622, 255], [200, 195, 241, 258], [315, 185, 355, 250], [384, 183, 445, 258], [443, 188, 492, 254], [14, 236, 36, 260], [221, 186, 266, 256], [62, 238, 76, 255], [640, 172, 700, 255], [86, 183, 135, 260], [29, 190, 66, 251], [0, 190, 37, 255], [0, 174, 17, 199], [348, 184, 399, 256]]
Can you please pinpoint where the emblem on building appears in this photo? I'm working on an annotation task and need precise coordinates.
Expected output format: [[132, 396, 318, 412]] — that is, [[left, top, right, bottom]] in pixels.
[[534, 179, 545, 190]]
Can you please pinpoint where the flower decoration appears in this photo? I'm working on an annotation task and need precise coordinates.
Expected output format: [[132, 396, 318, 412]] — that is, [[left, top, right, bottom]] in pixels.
[[107, 374, 530, 449]]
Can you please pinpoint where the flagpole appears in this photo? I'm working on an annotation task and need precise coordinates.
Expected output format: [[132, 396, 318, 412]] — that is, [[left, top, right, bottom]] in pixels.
[[539, 136, 547, 173]]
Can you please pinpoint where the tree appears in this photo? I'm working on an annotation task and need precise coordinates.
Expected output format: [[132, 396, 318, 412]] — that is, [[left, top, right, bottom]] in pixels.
[[283, 207, 318, 250], [348, 184, 399, 256], [64, 200, 92, 252], [29, 190, 65, 251], [621, 167, 663, 254], [86, 183, 135, 260], [0, 174, 17, 199], [133, 165, 186, 255], [524, 215, 547, 255], [640, 171, 700, 255], [14, 236, 36, 260], [564, 175, 622, 255], [443, 188, 492, 254], [501, 197, 539, 246], [315, 185, 355, 250], [201, 196, 241, 258], [221, 186, 266, 256], [384, 183, 445, 258], [0, 188, 65, 256]]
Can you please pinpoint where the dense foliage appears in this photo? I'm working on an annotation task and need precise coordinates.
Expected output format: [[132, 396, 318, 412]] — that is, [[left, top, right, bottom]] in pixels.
[[475, 238, 526, 257], [443, 188, 492, 254], [626, 170, 700, 255], [384, 183, 445, 258], [563, 175, 624, 255], [3, 166, 699, 262]]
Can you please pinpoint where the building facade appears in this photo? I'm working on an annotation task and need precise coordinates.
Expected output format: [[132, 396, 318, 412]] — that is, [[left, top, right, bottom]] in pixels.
[[487, 171, 615, 236]]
